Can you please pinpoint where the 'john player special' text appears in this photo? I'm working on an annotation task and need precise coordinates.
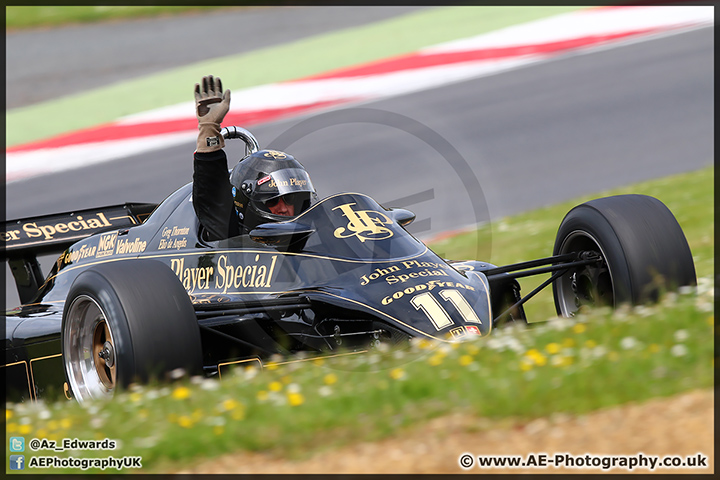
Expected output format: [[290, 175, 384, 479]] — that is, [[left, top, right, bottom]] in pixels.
[[171, 254, 278, 294]]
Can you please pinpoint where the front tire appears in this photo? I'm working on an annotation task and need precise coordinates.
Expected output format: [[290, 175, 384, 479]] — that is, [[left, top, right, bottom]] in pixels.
[[552, 195, 696, 316], [62, 259, 202, 403]]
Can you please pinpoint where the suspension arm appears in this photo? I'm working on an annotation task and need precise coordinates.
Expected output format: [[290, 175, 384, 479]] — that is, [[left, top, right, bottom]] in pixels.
[[485, 252, 602, 281], [492, 267, 570, 324]]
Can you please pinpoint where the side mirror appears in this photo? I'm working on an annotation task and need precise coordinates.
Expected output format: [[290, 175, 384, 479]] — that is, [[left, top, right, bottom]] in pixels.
[[249, 221, 315, 249], [388, 208, 415, 227]]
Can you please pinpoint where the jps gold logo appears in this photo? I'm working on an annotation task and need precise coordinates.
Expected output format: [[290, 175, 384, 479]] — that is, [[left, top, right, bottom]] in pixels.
[[262, 150, 287, 159], [333, 203, 393, 243]]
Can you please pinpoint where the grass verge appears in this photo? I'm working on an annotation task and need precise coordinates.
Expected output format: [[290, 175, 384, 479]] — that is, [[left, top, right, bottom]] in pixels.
[[4, 166, 713, 474], [5, 6, 239, 30], [6, 6, 586, 147], [431, 165, 714, 323]]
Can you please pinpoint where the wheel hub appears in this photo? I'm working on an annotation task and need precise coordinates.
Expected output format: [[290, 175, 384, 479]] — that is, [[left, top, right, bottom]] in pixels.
[[98, 341, 115, 368], [555, 231, 614, 317]]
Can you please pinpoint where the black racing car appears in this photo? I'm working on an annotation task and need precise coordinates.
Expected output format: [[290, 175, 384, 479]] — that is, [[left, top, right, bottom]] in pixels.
[[2, 127, 696, 404]]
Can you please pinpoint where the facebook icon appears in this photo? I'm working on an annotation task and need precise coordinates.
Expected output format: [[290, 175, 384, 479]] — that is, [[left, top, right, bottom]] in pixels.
[[9, 455, 25, 470]]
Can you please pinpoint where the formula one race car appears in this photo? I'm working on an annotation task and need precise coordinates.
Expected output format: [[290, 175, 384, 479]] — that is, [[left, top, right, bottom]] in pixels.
[[2, 127, 696, 404]]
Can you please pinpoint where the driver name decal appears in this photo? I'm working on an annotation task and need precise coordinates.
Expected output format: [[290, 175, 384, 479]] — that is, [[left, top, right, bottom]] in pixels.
[[170, 254, 278, 294], [333, 203, 393, 243], [159, 226, 190, 250]]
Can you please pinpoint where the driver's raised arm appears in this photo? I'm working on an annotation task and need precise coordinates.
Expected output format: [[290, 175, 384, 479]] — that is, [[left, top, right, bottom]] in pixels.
[[192, 75, 239, 241]]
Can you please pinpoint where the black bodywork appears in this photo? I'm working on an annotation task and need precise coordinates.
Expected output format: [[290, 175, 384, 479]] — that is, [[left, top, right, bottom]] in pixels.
[[3, 179, 600, 403]]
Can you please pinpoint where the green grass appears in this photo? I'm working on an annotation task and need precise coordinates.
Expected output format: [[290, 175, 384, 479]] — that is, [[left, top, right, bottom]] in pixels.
[[5, 6, 241, 30], [5, 166, 713, 474], [430, 165, 714, 324], [6, 6, 586, 147], [5, 292, 713, 473]]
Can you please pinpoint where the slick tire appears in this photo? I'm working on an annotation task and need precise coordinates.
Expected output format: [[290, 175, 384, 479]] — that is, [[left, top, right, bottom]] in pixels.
[[552, 194, 696, 317], [61, 259, 202, 403]]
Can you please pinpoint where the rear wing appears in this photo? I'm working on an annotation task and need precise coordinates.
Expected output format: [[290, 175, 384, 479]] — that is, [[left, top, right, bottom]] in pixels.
[[2, 203, 157, 256], [3, 203, 157, 305]]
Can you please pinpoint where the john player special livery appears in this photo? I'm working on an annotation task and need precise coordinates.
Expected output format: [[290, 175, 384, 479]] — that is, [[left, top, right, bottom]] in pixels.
[[2, 127, 696, 404]]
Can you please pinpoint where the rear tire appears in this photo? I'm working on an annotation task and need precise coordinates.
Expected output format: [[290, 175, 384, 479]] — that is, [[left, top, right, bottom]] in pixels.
[[62, 259, 202, 403], [552, 195, 696, 316]]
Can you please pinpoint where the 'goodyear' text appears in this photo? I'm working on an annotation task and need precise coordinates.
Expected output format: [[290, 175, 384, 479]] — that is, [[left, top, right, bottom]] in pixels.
[[382, 280, 475, 305]]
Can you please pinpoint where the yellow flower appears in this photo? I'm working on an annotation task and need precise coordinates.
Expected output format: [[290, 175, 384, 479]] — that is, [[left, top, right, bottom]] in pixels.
[[459, 355, 473, 366], [5, 409, 12, 421], [266, 363, 279, 371], [572, 323, 587, 334], [648, 344, 661, 353], [417, 339, 433, 350], [231, 408, 245, 420], [178, 416, 193, 428], [324, 373, 338, 385], [287, 392, 305, 406], [139, 409, 149, 419], [562, 338, 575, 348], [608, 351, 620, 362], [18, 424, 32, 435], [7, 423, 17, 433], [707, 316, 714, 326], [390, 368, 406, 380], [312, 358, 325, 366], [525, 349, 546, 366], [519, 360, 533, 372], [36, 429, 48, 438], [257, 390, 269, 402], [130, 392, 142, 403], [428, 354, 444, 366], [584, 339, 597, 348], [221, 399, 239, 411], [545, 343, 561, 355], [269, 381, 283, 392], [172, 386, 191, 400], [60, 418, 72, 430], [213, 425, 224, 436], [551, 355, 574, 368]]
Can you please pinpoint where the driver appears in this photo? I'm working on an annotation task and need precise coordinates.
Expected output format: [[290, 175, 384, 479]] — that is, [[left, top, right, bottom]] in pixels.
[[192, 75, 316, 241]]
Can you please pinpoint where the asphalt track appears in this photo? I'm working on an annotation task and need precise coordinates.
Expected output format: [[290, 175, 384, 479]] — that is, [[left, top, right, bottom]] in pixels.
[[6, 6, 426, 109], [4, 22, 713, 307]]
